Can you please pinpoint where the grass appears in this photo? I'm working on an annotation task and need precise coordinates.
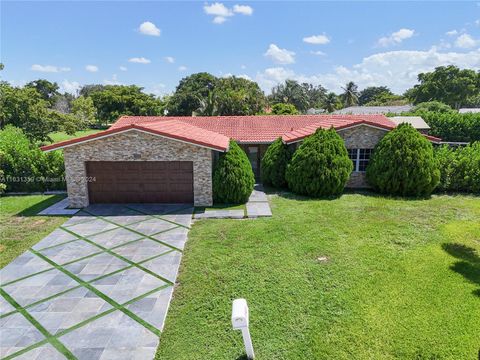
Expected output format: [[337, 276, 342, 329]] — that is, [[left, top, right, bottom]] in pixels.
[[48, 129, 102, 143], [0, 195, 69, 268], [156, 193, 480, 360], [195, 203, 246, 213]]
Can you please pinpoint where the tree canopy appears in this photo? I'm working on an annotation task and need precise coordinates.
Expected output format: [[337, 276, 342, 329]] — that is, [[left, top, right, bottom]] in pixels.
[[341, 81, 359, 107], [405, 65, 480, 109], [269, 80, 326, 113]]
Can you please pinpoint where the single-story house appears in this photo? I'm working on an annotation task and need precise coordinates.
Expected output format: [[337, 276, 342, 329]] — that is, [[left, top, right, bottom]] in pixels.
[[42, 114, 441, 207]]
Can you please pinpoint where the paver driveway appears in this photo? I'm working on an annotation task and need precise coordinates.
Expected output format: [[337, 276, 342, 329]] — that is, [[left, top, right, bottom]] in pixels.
[[0, 203, 193, 360]]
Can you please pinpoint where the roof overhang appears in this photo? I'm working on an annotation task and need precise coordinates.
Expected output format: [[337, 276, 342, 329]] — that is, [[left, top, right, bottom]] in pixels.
[[41, 124, 229, 153]]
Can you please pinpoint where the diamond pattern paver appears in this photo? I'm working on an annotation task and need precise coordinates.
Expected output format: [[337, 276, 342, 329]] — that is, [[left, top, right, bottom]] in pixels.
[[38, 240, 101, 265], [58, 310, 158, 360], [30, 288, 112, 335], [0, 312, 45, 358], [113, 239, 171, 263], [151, 226, 189, 250], [3, 268, 79, 307], [2, 204, 192, 360], [90, 267, 167, 304], [0, 251, 53, 285]]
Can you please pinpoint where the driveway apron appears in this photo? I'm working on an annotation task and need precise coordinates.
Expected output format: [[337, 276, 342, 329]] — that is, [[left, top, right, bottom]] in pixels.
[[0, 204, 193, 360]]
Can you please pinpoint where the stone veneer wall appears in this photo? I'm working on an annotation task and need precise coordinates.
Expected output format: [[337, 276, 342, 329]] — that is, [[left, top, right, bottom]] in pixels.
[[63, 130, 214, 208], [338, 125, 388, 188]]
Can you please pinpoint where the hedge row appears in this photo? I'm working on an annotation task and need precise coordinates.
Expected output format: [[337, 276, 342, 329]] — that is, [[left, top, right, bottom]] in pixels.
[[435, 143, 480, 193], [0, 125, 66, 192], [417, 111, 480, 143]]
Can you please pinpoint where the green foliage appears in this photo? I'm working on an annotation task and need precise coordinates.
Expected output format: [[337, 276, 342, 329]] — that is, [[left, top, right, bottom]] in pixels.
[[365, 93, 407, 106], [261, 138, 292, 188], [358, 86, 393, 105], [271, 103, 299, 115], [323, 92, 341, 113], [366, 123, 440, 196], [419, 112, 480, 142], [89, 85, 164, 125], [214, 76, 266, 116], [413, 101, 453, 114], [213, 140, 255, 203], [405, 65, 480, 109], [167, 73, 217, 116], [270, 80, 326, 113], [71, 96, 97, 128], [0, 126, 65, 192], [25, 79, 60, 106], [286, 128, 352, 197], [341, 81, 359, 107], [435, 143, 480, 193], [0, 151, 6, 193]]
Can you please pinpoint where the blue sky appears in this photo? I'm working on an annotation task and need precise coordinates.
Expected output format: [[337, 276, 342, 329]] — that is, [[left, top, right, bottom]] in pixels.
[[1, 1, 479, 96]]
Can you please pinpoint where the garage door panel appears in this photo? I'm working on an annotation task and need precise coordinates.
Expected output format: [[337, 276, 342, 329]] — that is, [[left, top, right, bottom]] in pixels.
[[86, 161, 193, 204]]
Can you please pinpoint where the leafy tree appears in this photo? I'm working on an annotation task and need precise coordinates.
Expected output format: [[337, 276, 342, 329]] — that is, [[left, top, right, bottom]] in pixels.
[[71, 96, 97, 129], [0, 150, 6, 193], [25, 79, 60, 106], [365, 93, 407, 106], [270, 80, 309, 113], [405, 65, 480, 109], [341, 81, 359, 107], [89, 85, 164, 125], [412, 101, 453, 114], [414, 111, 480, 142], [323, 92, 340, 113], [366, 123, 440, 196], [301, 82, 327, 109], [79, 84, 107, 98], [261, 138, 292, 188], [167, 73, 217, 116], [271, 103, 299, 115], [286, 128, 352, 197], [213, 140, 255, 203], [214, 76, 266, 116], [0, 83, 56, 141], [358, 86, 393, 105]]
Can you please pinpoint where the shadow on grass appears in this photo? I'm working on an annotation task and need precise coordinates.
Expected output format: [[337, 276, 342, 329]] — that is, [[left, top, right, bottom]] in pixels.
[[17, 194, 66, 217], [442, 243, 480, 297]]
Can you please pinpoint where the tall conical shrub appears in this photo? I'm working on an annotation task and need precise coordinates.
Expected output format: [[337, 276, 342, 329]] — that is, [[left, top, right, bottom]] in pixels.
[[366, 123, 440, 196], [261, 137, 292, 188], [285, 128, 352, 197], [213, 140, 255, 203]]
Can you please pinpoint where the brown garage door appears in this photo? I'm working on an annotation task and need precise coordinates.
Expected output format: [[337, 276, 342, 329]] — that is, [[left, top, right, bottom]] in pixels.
[[86, 161, 193, 204]]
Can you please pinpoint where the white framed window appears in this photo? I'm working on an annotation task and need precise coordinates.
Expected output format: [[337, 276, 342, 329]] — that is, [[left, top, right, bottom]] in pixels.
[[347, 148, 373, 172]]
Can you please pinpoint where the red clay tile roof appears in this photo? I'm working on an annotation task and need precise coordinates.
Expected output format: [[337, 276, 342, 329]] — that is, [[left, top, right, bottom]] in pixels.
[[41, 120, 230, 152], [112, 114, 398, 143], [42, 114, 441, 152]]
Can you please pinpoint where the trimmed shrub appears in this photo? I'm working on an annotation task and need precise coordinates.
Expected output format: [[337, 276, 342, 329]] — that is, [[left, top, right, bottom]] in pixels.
[[285, 128, 352, 197], [213, 140, 255, 203], [435, 143, 480, 193], [419, 112, 480, 142], [261, 138, 292, 188], [0, 125, 66, 192], [366, 123, 440, 196]]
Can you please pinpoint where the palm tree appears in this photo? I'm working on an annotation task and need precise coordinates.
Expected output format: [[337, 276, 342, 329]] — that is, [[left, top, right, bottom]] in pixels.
[[341, 81, 359, 107], [324, 92, 339, 113]]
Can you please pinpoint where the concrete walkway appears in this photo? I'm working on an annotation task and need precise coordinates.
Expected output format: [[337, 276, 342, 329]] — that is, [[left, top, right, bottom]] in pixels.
[[0, 204, 192, 360]]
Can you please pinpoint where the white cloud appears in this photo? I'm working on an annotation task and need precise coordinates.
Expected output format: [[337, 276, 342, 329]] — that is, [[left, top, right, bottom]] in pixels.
[[31, 64, 70, 73], [85, 65, 98, 72], [454, 33, 478, 48], [119, 66, 127, 71], [61, 80, 80, 94], [377, 28, 415, 47], [148, 83, 167, 96], [138, 21, 161, 36], [264, 44, 295, 64], [446, 29, 458, 36], [164, 56, 175, 63], [104, 74, 122, 85], [303, 34, 330, 45], [178, 65, 187, 72], [233, 4, 253, 15], [310, 50, 326, 56], [241, 64, 247, 69], [256, 48, 480, 94], [128, 57, 151, 64], [204, 2, 252, 24]]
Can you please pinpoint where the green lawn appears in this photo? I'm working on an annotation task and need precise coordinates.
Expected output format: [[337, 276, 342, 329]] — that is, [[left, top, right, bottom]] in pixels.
[[156, 193, 480, 360], [0, 195, 69, 268], [48, 129, 102, 143]]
